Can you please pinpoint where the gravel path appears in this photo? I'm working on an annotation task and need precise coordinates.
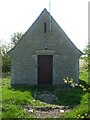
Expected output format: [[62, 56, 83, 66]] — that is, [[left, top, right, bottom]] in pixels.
[[24, 105, 70, 118], [23, 93, 71, 118]]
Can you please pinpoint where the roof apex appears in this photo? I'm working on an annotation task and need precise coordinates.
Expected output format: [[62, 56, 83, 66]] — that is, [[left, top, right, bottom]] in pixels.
[[42, 8, 49, 14], [43, 8, 47, 11], [8, 8, 82, 56]]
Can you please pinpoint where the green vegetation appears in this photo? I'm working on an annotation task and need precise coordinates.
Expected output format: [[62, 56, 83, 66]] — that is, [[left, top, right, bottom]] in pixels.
[[59, 67, 90, 119], [0, 43, 11, 73], [11, 32, 23, 46], [60, 93, 89, 119], [0, 32, 23, 74], [2, 79, 48, 118]]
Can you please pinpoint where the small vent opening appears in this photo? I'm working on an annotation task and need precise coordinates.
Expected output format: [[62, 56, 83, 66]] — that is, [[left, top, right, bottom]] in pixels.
[[44, 22, 47, 33]]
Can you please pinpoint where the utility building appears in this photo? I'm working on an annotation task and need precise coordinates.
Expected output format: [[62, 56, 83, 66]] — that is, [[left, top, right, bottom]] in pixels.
[[8, 9, 82, 86]]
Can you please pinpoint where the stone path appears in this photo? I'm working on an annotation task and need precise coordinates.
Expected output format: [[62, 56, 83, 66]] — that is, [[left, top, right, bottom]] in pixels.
[[24, 105, 70, 118], [38, 93, 58, 104], [23, 92, 70, 118]]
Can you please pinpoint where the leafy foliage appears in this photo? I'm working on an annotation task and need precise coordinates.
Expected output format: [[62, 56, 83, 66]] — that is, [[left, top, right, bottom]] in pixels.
[[60, 93, 89, 119], [0, 43, 11, 73], [83, 43, 90, 70], [11, 32, 23, 47], [0, 32, 23, 74], [83, 43, 90, 55], [63, 77, 89, 91], [61, 69, 90, 119]]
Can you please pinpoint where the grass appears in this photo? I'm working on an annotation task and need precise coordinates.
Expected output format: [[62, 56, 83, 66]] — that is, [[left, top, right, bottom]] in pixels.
[[2, 79, 48, 118], [79, 66, 88, 84], [1, 60, 90, 118], [60, 93, 89, 119], [55, 88, 85, 106], [59, 62, 90, 119]]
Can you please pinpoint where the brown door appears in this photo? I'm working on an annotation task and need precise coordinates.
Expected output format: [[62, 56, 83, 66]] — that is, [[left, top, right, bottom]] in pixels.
[[38, 55, 53, 85]]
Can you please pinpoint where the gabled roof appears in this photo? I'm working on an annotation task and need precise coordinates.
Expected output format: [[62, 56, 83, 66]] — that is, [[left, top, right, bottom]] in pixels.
[[8, 8, 83, 56]]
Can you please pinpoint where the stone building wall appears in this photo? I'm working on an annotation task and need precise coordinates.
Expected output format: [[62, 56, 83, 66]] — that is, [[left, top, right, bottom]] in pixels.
[[9, 9, 82, 86]]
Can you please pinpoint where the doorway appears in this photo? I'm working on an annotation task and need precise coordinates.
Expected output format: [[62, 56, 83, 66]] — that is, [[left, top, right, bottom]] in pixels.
[[38, 55, 53, 85]]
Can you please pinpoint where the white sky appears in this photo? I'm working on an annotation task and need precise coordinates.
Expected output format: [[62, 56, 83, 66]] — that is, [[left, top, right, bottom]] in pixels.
[[0, 0, 89, 51]]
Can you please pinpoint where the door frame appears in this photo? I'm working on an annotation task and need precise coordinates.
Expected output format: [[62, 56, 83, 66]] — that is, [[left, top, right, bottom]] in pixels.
[[37, 55, 53, 86]]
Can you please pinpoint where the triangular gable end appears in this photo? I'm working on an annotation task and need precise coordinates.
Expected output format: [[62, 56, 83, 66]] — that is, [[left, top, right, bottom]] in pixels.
[[8, 8, 83, 56]]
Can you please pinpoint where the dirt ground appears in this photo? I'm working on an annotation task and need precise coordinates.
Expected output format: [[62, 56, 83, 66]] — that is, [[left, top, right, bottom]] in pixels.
[[24, 105, 70, 118], [23, 93, 70, 118]]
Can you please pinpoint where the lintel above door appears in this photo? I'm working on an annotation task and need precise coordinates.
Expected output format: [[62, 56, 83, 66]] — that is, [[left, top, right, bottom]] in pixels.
[[35, 50, 55, 55]]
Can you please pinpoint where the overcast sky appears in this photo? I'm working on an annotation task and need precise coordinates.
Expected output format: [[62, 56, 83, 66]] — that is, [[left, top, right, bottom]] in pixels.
[[0, 0, 89, 51]]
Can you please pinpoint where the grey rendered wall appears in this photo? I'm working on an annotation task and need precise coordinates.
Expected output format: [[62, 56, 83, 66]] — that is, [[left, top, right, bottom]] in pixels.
[[9, 10, 81, 86]]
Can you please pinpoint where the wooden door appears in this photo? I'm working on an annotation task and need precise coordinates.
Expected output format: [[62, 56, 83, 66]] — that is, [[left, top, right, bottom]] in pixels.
[[38, 55, 53, 86]]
